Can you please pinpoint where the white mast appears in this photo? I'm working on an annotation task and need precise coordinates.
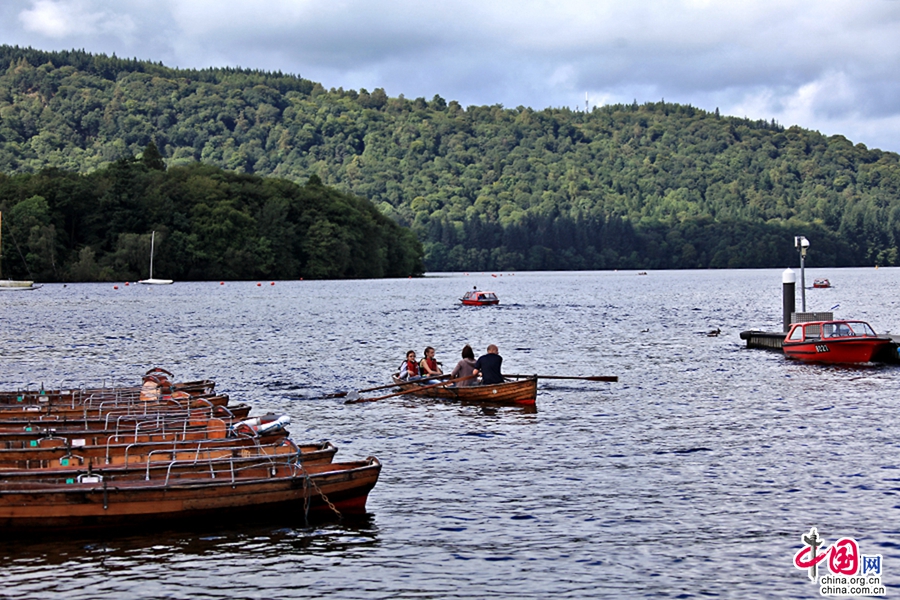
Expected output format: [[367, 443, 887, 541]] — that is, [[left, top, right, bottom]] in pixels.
[[149, 231, 156, 279]]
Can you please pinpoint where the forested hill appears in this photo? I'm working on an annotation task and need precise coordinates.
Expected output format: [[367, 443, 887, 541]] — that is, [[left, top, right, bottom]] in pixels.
[[2, 45, 900, 271], [0, 151, 424, 282]]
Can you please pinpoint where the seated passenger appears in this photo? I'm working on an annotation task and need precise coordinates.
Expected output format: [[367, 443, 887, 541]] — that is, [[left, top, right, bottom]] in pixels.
[[450, 344, 477, 386], [398, 350, 420, 380], [419, 346, 443, 378]]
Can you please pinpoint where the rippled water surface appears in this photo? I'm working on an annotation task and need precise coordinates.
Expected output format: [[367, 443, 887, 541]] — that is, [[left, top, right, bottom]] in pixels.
[[1, 269, 899, 599]]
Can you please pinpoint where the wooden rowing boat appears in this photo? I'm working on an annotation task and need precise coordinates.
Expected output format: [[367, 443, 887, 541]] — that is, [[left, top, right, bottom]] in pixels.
[[0, 457, 381, 531], [0, 402, 252, 432], [0, 432, 336, 469], [0, 376, 216, 406], [391, 375, 537, 405], [0, 392, 232, 420], [0, 407, 260, 446], [0, 436, 337, 473]]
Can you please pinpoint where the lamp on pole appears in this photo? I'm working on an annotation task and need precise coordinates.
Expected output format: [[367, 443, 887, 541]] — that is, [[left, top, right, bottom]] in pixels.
[[795, 236, 809, 312]]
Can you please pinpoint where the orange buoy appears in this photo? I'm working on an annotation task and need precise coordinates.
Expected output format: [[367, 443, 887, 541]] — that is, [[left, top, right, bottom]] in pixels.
[[270, 282, 275, 286], [257, 283, 261, 287], [220, 282, 224, 285], [113, 285, 118, 290]]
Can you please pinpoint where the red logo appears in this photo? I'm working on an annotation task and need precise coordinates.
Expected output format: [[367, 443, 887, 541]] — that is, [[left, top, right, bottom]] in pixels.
[[794, 527, 859, 581]]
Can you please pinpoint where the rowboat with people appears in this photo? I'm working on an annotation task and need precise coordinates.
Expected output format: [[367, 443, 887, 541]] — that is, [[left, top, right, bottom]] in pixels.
[[391, 374, 538, 405]]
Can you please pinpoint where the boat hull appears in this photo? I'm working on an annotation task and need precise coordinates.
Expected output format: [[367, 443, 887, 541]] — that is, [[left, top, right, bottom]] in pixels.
[[0, 282, 42, 291], [392, 376, 537, 405], [783, 338, 892, 364], [0, 458, 380, 532]]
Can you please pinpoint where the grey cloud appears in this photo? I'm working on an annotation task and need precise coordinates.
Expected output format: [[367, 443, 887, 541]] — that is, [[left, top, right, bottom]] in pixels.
[[2, 0, 900, 151]]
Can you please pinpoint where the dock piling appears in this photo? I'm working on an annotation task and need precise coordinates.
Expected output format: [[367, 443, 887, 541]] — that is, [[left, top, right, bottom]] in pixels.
[[782, 268, 795, 332]]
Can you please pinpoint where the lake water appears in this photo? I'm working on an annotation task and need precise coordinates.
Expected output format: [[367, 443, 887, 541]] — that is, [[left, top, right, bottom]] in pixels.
[[0, 268, 898, 598]]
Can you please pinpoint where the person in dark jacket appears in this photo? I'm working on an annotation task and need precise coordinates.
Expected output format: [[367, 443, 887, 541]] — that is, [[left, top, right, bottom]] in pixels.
[[473, 344, 503, 385]]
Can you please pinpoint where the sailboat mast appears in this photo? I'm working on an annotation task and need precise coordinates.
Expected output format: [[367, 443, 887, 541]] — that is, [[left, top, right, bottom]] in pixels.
[[149, 231, 155, 279]]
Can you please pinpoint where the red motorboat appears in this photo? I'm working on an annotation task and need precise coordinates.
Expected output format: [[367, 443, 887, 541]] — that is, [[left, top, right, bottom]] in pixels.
[[782, 320, 893, 364], [813, 278, 831, 288], [461, 290, 499, 306]]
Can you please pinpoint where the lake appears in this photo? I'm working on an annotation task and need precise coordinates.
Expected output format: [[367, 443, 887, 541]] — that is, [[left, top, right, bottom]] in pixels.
[[0, 268, 898, 598]]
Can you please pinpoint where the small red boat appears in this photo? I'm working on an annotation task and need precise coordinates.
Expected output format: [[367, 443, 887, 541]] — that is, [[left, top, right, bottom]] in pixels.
[[461, 290, 499, 306], [812, 278, 831, 288], [782, 320, 893, 364]]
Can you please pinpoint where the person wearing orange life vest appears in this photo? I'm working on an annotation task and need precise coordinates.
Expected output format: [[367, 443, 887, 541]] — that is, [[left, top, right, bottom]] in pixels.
[[398, 350, 420, 380], [419, 346, 443, 377]]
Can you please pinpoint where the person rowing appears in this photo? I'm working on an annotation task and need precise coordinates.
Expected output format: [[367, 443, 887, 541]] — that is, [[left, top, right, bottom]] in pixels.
[[472, 344, 503, 385]]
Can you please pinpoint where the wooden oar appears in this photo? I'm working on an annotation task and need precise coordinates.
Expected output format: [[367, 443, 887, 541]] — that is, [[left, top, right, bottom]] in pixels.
[[503, 374, 618, 382], [345, 374, 476, 404], [322, 374, 453, 399]]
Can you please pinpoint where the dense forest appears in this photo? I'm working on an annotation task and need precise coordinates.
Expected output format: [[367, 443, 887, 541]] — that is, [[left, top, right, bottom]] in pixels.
[[0, 145, 424, 281], [1, 45, 900, 272]]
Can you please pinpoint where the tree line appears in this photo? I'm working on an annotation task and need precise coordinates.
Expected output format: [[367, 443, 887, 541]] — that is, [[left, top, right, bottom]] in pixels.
[[1, 45, 899, 271], [0, 144, 423, 281]]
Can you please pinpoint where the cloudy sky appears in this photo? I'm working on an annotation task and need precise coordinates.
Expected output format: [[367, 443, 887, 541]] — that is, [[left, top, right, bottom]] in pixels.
[[2, 0, 900, 152]]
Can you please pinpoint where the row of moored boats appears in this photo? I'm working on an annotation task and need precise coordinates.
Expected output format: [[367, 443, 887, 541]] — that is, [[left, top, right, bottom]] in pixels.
[[0, 368, 380, 533]]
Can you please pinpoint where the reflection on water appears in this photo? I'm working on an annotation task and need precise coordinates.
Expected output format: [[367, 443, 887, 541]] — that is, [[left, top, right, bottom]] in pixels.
[[1, 269, 900, 598]]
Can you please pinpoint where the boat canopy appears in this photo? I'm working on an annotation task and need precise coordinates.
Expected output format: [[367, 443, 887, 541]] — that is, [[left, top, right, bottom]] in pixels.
[[787, 320, 878, 341]]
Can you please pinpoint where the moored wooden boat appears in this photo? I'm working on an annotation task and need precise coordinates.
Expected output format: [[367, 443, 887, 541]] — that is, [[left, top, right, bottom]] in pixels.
[[0, 437, 336, 473], [0, 369, 215, 406], [0, 408, 260, 453], [0, 457, 381, 531], [0, 402, 252, 432], [783, 320, 892, 364], [0, 392, 232, 420], [391, 375, 537, 405], [0, 381, 216, 406], [0, 431, 335, 470]]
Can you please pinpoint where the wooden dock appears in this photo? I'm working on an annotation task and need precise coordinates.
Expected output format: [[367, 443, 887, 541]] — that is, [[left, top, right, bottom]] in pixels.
[[739, 330, 787, 350]]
